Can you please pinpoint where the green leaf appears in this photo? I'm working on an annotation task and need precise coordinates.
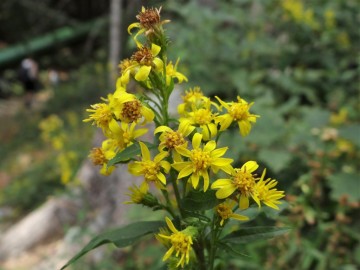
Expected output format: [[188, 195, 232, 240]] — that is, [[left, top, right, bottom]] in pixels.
[[107, 141, 156, 166], [328, 172, 360, 203], [217, 241, 250, 257], [181, 189, 220, 211], [258, 149, 292, 173], [221, 226, 291, 244], [61, 220, 164, 270]]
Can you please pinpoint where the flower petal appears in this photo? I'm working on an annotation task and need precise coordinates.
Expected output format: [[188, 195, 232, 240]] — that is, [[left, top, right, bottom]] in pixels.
[[165, 217, 178, 233], [151, 43, 161, 56], [211, 179, 232, 189], [231, 213, 249, 221], [192, 133, 203, 149], [204, 140, 216, 152], [178, 165, 193, 179], [239, 194, 249, 210], [135, 66, 152, 81], [215, 186, 237, 199], [139, 141, 151, 161], [241, 161, 258, 173]]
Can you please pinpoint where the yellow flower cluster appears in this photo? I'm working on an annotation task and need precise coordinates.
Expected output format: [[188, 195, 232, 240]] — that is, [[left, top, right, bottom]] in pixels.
[[83, 6, 286, 268], [39, 114, 79, 184], [282, 0, 319, 29]]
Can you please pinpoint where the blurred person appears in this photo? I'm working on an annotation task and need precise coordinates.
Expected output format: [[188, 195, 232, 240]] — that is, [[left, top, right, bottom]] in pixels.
[[18, 57, 41, 108]]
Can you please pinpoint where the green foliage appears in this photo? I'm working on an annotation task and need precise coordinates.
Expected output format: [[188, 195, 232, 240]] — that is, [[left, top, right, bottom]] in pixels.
[[221, 226, 291, 244], [181, 189, 220, 211], [61, 221, 165, 270]]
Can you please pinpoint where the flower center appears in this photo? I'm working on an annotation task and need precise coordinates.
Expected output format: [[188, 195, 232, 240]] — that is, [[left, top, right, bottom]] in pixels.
[[88, 103, 113, 127], [137, 8, 161, 29], [233, 169, 256, 196], [121, 100, 142, 122], [193, 109, 212, 125], [229, 103, 248, 121], [142, 161, 160, 182], [131, 47, 153, 66], [191, 148, 211, 171], [89, 148, 107, 165], [170, 232, 191, 255], [216, 204, 233, 220], [164, 131, 185, 149]]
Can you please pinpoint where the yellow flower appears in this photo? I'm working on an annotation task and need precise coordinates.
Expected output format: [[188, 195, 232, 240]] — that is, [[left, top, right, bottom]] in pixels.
[[211, 161, 261, 210], [165, 60, 188, 86], [172, 133, 233, 191], [128, 142, 171, 190], [177, 87, 208, 116], [157, 217, 195, 268], [89, 144, 116, 176], [128, 6, 170, 47], [180, 99, 218, 141], [154, 122, 195, 161], [106, 121, 148, 152], [216, 200, 249, 226], [83, 103, 114, 131], [124, 43, 163, 82], [109, 90, 154, 124], [256, 169, 285, 210], [215, 96, 258, 136], [124, 183, 148, 204]]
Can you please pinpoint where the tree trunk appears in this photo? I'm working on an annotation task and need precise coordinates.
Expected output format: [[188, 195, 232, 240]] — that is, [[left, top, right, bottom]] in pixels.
[[108, 0, 122, 86]]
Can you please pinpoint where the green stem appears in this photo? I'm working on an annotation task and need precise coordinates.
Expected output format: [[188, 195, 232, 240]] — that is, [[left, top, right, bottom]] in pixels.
[[194, 235, 207, 270], [171, 175, 184, 218], [209, 215, 218, 270]]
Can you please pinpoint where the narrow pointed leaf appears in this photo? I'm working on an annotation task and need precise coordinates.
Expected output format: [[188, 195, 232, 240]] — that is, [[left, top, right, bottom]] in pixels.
[[61, 220, 164, 270], [217, 241, 250, 257], [221, 226, 291, 243], [108, 141, 157, 166]]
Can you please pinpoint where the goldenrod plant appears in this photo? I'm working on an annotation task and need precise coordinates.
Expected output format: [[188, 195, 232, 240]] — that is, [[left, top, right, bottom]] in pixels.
[[62, 7, 288, 270]]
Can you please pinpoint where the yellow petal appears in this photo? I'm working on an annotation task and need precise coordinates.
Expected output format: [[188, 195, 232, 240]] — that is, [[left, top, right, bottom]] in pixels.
[[165, 217, 178, 233], [151, 43, 161, 56], [175, 146, 191, 157], [211, 179, 232, 189], [154, 126, 172, 134], [231, 213, 249, 221], [211, 147, 228, 158], [241, 161, 258, 173], [212, 158, 233, 167], [215, 186, 237, 199], [154, 151, 168, 163], [239, 120, 251, 136], [153, 57, 164, 71], [163, 246, 175, 261], [192, 133, 203, 149], [172, 161, 190, 171], [135, 66, 151, 81], [178, 165, 193, 179], [204, 140, 216, 152], [159, 161, 170, 173], [239, 194, 249, 210], [139, 141, 151, 161], [141, 106, 155, 122], [191, 173, 200, 189], [157, 172, 167, 185], [201, 170, 210, 191], [109, 119, 122, 135]]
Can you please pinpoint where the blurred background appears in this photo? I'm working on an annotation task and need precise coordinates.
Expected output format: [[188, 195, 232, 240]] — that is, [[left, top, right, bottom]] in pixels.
[[0, 0, 359, 269]]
